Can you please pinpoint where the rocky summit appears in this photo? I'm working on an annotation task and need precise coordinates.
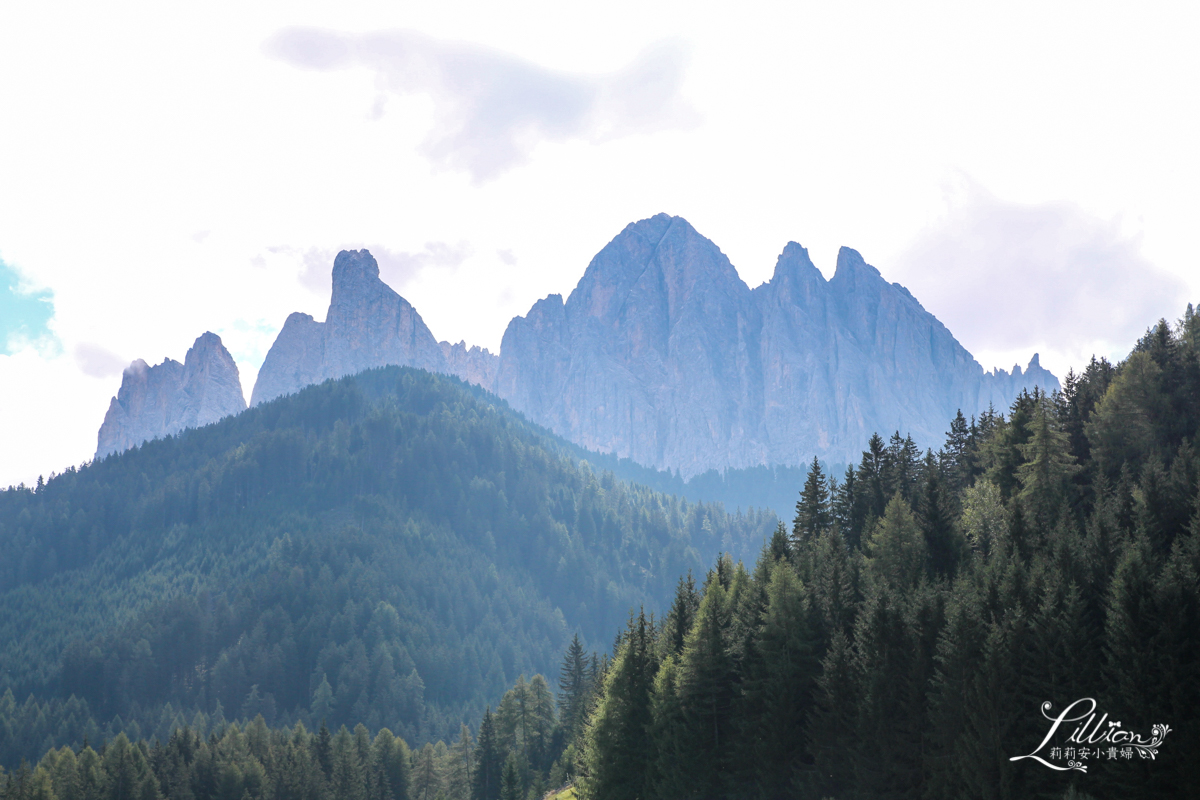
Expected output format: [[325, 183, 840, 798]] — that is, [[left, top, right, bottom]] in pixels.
[[494, 214, 1058, 476], [250, 249, 497, 405], [95, 332, 246, 458], [108, 215, 1057, 476]]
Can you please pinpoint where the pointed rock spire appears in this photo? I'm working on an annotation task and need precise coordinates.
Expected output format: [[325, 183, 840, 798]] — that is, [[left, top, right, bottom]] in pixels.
[[96, 332, 246, 458]]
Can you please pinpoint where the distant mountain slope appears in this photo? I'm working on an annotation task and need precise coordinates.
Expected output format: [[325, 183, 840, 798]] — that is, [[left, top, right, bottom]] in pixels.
[[96, 332, 246, 458], [1, 367, 773, 750], [498, 215, 1058, 477], [97, 215, 1055, 478], [240, 215, 1054, 481]]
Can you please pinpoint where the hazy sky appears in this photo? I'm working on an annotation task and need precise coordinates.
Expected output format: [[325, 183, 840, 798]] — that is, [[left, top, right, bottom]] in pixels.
[[1, 1, 1197, 487]]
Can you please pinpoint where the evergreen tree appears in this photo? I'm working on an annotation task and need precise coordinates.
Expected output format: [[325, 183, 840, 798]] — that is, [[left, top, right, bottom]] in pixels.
[[793, 457, 832, 545], [578, 612, 655, 800], [557, 635, 588, 746], [944, 410, 973, 492], [674, 582, 737, 798], [471, 710, 502, 800], [315, 722, 334, 779], [919, 451, 961, 577], [1017, 391, 1080, 528], [736, 561, 821, 797], [330, 726, 366, 800], [498, 755, 520, 800], [446, 725, 474, 800], [411, 743, 442, 800], [832, 466, 866, 549], [662, 573, 700, 658], [864, 494, 927, 589], [805, 630, 858, 799]]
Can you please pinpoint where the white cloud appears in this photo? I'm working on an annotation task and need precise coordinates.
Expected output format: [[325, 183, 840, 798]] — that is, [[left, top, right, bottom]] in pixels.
[[263, 27, 698, 182], [891, 181, 1189, 376], [74, 342, 128, 378]]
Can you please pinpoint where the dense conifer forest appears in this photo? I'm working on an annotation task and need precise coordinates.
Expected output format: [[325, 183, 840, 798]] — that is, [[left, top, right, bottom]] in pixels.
[[2, 307, 1198, 800], [0, 368, 772, 766], [573, 309, 1200, 800]]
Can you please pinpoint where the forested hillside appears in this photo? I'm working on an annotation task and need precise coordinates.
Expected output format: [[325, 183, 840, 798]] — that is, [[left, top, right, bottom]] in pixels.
[[0, 367, 773, 766], [575, 308, 1200, 800], [4, 308, 1196, 800]]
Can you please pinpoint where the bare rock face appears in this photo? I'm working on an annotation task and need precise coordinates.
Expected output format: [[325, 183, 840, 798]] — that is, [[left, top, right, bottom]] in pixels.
[[496, 214, 1059, 477], [96, 332, 247, 458], [247, 218, 1058, 478], [251, 250, 453, 405], [440, 340, 499, 389], [496, 214, 768, 476]]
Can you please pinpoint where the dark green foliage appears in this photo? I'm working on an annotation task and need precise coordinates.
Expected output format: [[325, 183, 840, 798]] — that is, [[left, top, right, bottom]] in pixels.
[[572, 306, 1200, 800], [0, 368, 773, 765], [793, 457, 832, 545], [578, 612, 655, 800]]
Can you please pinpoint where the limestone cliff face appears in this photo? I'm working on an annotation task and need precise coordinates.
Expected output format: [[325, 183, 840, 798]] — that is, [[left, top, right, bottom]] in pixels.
[[96, 332, 246, 458], [440, 340, 499, 389], [251, 249, 452, 405], [496, 214, 768, 475], [247, 217, 1058, 477], [496, 214, 1059, 477]]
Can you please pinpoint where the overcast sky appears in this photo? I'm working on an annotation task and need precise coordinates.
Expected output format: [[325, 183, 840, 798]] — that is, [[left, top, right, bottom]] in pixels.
[[2, 1, 1197, 487]]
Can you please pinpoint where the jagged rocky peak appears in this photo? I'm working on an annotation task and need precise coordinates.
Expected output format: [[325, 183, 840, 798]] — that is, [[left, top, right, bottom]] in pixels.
[[251, 249, 499, 406], [96, 332, 246, 459], [440, 340, 498, 389], [497, 213, 1060, 477], [232, 218, 1058, 477]]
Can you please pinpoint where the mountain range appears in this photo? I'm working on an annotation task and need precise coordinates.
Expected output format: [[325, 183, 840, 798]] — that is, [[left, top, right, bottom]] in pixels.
[[97, 214, 1057, 477]]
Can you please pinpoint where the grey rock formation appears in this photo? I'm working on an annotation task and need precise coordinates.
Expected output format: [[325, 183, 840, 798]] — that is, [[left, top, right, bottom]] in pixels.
[[496, 214, 1059, 477], [96, 332, 247, 458], [249, 217, 1058, 477], [251, 249, 452, 405], [441, 340, 499, 389]]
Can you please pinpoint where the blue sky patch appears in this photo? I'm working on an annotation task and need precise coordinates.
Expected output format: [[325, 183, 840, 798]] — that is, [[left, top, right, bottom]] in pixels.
[[0, 258, 56, 354]]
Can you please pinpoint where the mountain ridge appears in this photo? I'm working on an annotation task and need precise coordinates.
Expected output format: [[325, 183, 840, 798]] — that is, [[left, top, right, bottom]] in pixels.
[[96, 215, 1057, 477]]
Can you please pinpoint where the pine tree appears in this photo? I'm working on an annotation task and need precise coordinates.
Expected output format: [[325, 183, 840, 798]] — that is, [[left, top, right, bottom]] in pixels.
[[737, 561, 821, 798], [674, 581, 736, 798], [832, 466, 866, 549], [766, 522, 790, 564], [447, 725, 475, 800], [525, 675, 556, 772], [811, 527, 857, 636], [578, 611, 655, 800], [647, 655, 687, 800], [794, 457, 832, 545], [662, 572, 700, 658], [919, 451, 961, 577], [315, 722, 334, 779], [1017, 391, 1080, 528], [864, 494, 928, 589], [498, 755, 521, 800], [944, 410, 973, 492], [312, 674, 335, 725], [557, 634, 588, 746], [412, 743, 442, 800], [330, 726, 366, 800], [805, 630, 858, 798], [861, 433, 888, 522], [471, 710, 502, 800]]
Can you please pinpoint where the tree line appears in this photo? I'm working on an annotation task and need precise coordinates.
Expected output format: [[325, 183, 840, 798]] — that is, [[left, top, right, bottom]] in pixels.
[[576, 308, 1200, 800], [4, 307, 1197, 799], [0, 367, 772, 763]]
